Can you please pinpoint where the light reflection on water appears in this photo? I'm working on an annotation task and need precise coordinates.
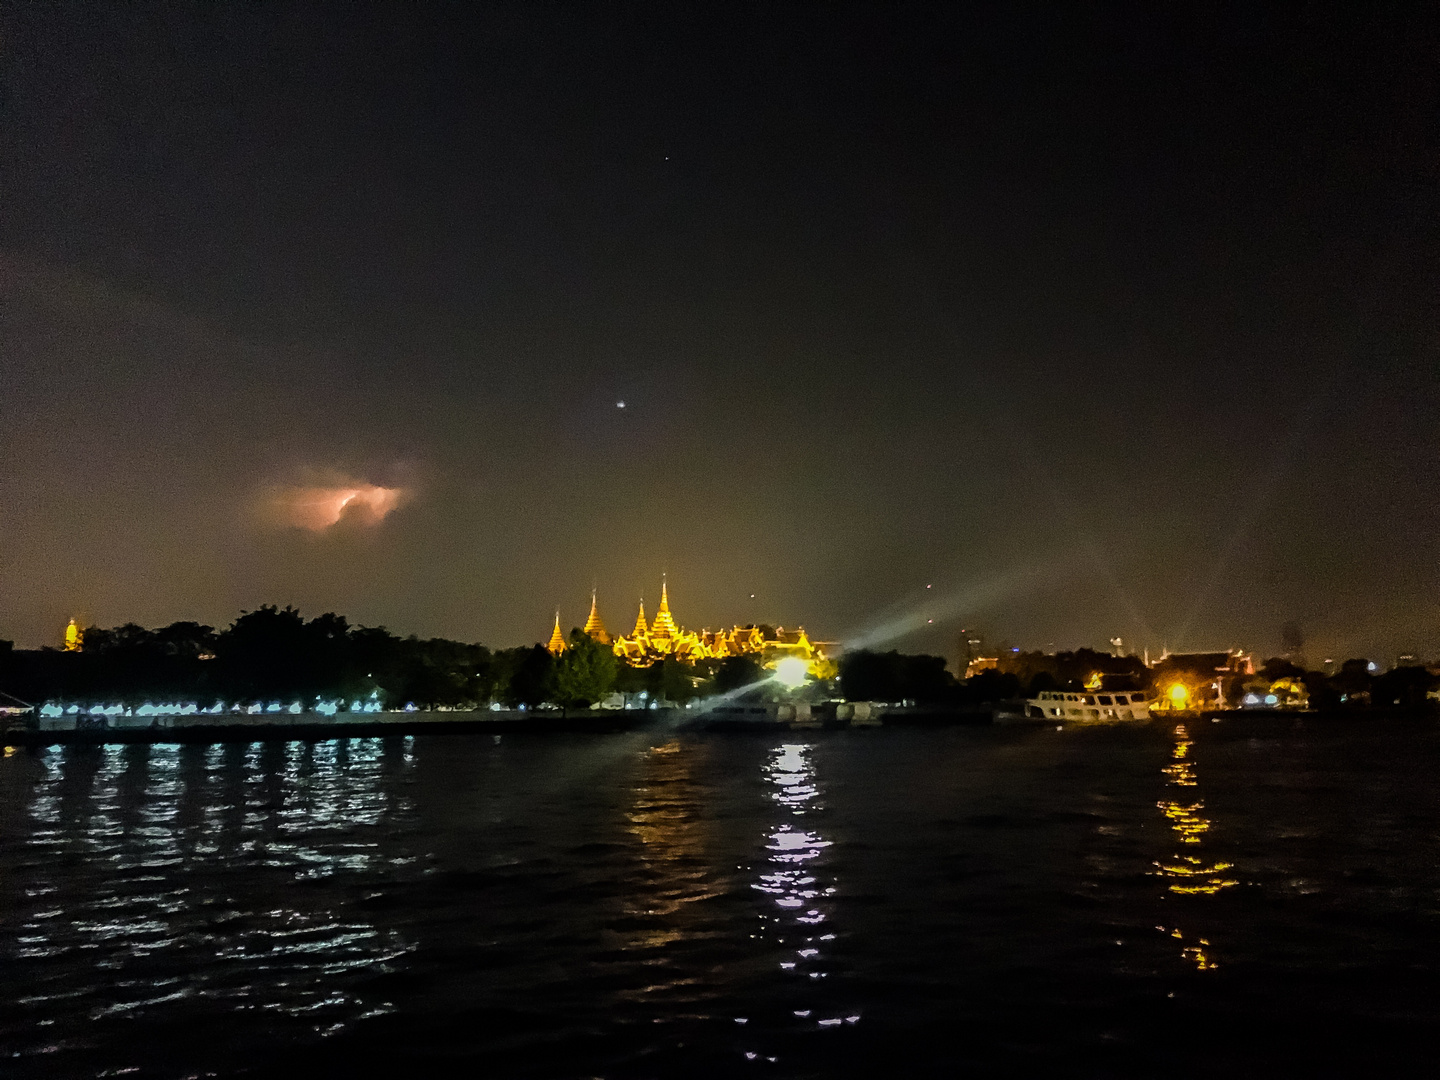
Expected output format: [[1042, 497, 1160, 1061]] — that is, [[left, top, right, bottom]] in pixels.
[[6, 725, 1440, 1076], [10, 738, 418, 1046], [1154, 723, 1237, 971], [750, 743, 858, 1043], [621, 739, 722, 975]]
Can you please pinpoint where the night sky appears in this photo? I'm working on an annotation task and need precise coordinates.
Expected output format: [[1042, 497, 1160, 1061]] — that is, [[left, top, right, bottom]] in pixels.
[[1, 4, 1436, 664]]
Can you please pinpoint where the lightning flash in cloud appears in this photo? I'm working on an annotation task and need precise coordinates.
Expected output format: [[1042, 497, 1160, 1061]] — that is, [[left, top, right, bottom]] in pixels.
[[265, 479, 410, 531]]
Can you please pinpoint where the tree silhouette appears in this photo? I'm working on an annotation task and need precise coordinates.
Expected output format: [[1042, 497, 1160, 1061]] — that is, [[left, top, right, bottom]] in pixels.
[[553, 630, 619, 707]]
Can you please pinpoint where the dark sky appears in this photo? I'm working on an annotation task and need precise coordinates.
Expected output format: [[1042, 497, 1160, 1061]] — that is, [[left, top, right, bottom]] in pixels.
[[1, 3, 1436, 664]]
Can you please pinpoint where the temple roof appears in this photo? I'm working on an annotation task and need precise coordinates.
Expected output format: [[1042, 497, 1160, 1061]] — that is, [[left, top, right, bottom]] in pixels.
[[650, 579, 679, 639], [583, 590, 611, 644], [545, 612, 567, 655], [548, 578, 825, 671]]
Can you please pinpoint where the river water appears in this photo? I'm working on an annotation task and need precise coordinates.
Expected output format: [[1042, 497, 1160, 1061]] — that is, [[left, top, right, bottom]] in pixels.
[[2, 719, 1439, 1077]]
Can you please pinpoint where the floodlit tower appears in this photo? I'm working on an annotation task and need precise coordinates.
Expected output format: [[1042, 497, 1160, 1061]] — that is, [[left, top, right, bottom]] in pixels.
[[546, 612, 567, 655], [583, 590, 611, 644], [632, 599, 649, 638], [63, 618, 83, 652]]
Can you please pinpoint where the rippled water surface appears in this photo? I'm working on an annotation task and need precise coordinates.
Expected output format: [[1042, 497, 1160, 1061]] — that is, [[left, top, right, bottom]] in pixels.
[[3, 720, 1440, 1077]]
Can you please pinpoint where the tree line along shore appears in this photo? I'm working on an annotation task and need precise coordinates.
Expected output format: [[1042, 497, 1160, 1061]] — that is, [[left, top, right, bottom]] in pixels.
[[3, 606, 1436, 715]]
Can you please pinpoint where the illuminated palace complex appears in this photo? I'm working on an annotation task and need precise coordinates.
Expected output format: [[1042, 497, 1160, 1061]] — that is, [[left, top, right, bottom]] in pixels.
[[546, 579, 831, 672]]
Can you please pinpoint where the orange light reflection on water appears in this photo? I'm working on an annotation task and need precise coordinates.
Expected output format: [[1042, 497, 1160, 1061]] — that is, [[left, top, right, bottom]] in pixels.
[[1154, 723, 1237, 971]]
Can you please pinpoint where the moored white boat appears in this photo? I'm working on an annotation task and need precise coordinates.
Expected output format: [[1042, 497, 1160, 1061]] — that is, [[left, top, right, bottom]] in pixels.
[[1025, 689, 1150, 722]]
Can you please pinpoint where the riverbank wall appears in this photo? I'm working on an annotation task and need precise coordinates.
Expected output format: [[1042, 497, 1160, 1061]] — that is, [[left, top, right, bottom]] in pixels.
[[3, 708, 666, 746], [2, 699, 1005, 745]]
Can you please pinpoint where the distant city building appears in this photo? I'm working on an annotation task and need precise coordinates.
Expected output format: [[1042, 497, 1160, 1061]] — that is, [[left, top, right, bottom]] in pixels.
[[960, 630, 984, 663], [965, 656, 999, 679], [1149, 649, 1254, 711], [1148, 649, 1254, 676]]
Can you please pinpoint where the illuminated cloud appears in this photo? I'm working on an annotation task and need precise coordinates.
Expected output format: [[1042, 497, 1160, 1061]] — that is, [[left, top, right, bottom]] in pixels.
[[267, 480, 409, 531]]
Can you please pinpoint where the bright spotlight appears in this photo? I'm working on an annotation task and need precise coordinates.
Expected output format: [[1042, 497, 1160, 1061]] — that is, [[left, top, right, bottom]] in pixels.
[[774, 657, 809, 689]]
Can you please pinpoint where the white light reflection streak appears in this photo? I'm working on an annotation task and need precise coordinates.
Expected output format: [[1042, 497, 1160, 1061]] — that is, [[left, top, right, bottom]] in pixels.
[[11, 734, 422, 1049], [745, 744, 858, 1045]]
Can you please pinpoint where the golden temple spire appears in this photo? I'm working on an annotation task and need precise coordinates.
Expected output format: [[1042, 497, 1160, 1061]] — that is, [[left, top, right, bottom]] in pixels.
[[583, 589, 611, 644], [632, 598, 648, 637], [63, 618, 82, 652], [546, 612, 567, 655], [650, 576, 679, 639]]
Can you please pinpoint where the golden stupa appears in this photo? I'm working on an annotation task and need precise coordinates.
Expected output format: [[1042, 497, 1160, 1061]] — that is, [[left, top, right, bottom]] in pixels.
[[582, 590, 611, 645], [545, 612, 567, 655]]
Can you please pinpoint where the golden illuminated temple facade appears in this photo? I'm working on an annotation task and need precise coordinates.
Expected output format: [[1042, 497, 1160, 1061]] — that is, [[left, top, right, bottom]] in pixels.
[[548, 580, 830, 672]]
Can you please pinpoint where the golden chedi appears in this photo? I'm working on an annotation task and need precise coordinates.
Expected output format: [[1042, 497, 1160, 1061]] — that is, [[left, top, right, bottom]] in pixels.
[[545, 612, 567, 655]]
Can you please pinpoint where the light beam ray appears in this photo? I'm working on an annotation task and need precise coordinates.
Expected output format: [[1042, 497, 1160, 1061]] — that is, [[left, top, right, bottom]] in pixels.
[[1169, 370, 1342, 648], [838, 563, 1057, 654]]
